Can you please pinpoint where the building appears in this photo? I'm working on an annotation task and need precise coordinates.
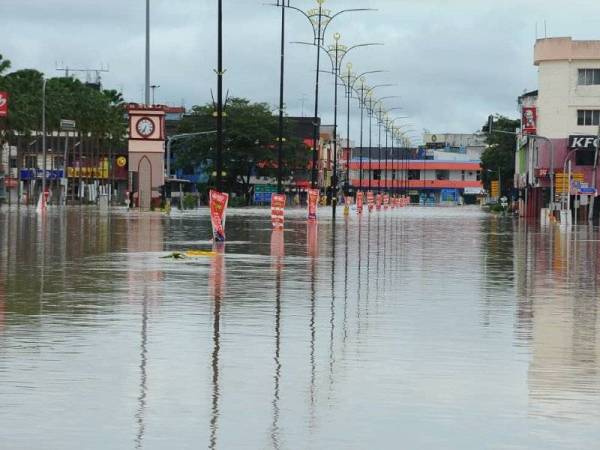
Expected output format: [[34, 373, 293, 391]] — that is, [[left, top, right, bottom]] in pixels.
[[348, 133, 484, 204], [516, 37, 600, 219]]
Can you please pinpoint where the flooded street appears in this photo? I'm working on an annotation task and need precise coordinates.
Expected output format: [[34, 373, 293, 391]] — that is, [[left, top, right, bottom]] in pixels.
[[1, 207, 599, 449]]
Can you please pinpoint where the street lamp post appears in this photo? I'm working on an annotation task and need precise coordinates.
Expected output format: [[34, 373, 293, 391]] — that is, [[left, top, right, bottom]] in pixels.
[[41, 78, 47, 209], [282, 0, 374, 189], [276, 0, 287, 194], [145, 0, 150, 105], [216, 0, 224, 192]]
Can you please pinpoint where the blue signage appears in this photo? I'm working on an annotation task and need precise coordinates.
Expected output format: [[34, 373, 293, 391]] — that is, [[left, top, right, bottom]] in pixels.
[[20, 169, 64, 181], [254, 192, 273, 204]]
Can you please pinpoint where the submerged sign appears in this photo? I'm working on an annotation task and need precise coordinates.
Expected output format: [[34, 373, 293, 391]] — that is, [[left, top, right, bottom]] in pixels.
[[569, 135, 600, 150]]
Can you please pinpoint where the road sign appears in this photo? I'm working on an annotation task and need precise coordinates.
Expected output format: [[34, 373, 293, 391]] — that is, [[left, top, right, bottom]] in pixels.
[[555, 172, 584, 194], [579, 187, 596, 195], [491, 180, 499, 199], [60, 119, 76, 130], [255, 184, 278, 193]]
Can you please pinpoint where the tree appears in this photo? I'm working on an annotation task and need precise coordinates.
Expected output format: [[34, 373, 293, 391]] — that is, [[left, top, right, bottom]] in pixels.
[[480, 115, 520, 193], [176, 97, 309, 201], [0, 54, 10, 76]]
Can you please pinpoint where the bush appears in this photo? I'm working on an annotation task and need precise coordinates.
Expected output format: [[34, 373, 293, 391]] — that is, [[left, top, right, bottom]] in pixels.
[[229, 196, 247, 207], [182, 194, 197, 210]]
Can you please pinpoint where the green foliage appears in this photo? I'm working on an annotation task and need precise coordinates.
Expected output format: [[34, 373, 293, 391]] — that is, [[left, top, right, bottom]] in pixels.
[[0, 56, 126, 145], [175, 97, 309, 196], [480, 115, 520, 192], [182, 193, 197, 210]]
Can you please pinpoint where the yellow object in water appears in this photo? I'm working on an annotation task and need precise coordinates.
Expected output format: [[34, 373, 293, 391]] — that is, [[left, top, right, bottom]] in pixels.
[[185, 250, 217, 258]]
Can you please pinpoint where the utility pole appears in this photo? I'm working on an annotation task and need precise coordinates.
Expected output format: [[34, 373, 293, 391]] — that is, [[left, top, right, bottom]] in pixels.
[[276, 0, 287, 194]]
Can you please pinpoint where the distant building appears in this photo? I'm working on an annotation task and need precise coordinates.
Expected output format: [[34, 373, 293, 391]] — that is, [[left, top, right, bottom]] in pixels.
[[348, 132, 484, 204]]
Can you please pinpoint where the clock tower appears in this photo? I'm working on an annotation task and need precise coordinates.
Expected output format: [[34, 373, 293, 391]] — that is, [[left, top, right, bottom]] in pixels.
[[127, 105, 166, 209]]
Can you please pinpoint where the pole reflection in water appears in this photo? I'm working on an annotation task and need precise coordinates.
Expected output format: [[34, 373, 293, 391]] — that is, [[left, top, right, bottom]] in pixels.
[[328, 223, 336, 392], [135, 294, 148, 450], [307, 221, 318, 432], [342, 217, 350, 344], [209, 242, 226, 450], [270, 230, 284, 450]]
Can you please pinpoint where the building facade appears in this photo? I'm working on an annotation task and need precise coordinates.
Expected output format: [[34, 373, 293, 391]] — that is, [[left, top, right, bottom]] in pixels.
[[516, 37, 600, 219]]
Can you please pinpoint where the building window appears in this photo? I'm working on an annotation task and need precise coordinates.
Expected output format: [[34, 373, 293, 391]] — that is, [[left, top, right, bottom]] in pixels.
[[577, 110, 600, 126], [408, 170, 420, 180], [461, 170, 465, 181], [578, 69, 600, 85], [576, 150, 596, 166], [25, 156, 37, 168], [476, 171, 481, 181], [436, 170, 449, 181], [373, 169, 381, 180]]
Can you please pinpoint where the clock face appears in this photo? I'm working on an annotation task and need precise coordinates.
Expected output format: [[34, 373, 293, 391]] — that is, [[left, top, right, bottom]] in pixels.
[[136, 117, 155, 137]]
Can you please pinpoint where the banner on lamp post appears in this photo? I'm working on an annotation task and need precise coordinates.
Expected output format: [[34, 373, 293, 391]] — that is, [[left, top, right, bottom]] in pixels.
[[271, 194, 286, 229], [356, 191, 364, 214], [376, 193, 382, 211], [367, 191, 374, 212], [209, 190, 229, 242], [307, 189, 319, 223], [383, 194, 390, 210]]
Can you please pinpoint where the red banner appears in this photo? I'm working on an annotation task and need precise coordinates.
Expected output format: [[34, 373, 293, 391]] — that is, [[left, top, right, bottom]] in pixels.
[[307, 189, 319, 223], [376, 194, 382, 211], [356, 191, 364, 214], [271, 194, 286, 229], [0, 91, 7, 118], [367, 191, 374, 212], [209, 190, 229, 241], [383, 194, 390, 210]]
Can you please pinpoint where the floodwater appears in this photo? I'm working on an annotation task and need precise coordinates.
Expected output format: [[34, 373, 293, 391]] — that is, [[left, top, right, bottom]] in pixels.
[[0, 206, 599, 450]]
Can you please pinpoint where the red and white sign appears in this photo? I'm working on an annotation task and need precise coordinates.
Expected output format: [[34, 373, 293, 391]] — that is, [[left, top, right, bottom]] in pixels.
[[522, 107, 537, 135], [307, 189, 319, 223], [0, 91, 8, 118], [209, 190, 229, 241], [367, 191, 374, 212], [376, 194, 382, 211], [356, 191, 364, 214], [271, 194, 286, 229], [383, 194, 390, 210]]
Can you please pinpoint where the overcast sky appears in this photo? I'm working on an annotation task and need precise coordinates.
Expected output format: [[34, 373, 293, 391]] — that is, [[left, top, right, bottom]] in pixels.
[[3, 0, 599, 144]]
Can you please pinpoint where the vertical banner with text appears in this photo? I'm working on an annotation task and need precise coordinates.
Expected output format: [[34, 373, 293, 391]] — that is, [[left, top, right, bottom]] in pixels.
[[376, 193, 382, 211], [367, 191, 374, 212], [307, 189, 319, 223], [271, 194, 286, 229], [209, 190, 229, 242], [356, 191, 364, 214]]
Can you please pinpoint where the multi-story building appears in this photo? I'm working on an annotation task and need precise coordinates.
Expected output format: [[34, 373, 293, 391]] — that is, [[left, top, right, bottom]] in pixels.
[[348, 133, 484, 204], [516, 37, 600, 219]]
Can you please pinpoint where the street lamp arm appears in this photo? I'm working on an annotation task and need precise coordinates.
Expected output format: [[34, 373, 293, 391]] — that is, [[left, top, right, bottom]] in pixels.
[[337, 42, 384, 67], [322, 8, 377, 36], [281, 4, 319, 42]]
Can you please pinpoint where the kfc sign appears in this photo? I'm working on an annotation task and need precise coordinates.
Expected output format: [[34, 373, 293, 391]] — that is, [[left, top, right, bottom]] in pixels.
[[0, 91, 8, 118], [522, 107, 536, 135], [569, 135, 599, 150]]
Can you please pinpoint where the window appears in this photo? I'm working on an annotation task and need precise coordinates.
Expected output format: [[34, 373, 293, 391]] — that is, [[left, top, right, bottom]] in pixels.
[[461, 170, 465, 181], [476, 171, 481, 181], [578, 69, 600, 85], [373, 169, 381, 181], [408, 170, 420, 180], [577, 110, 600, 126], [436, 170, 449, 180], [25, 156, 37, 169], [9, 158, 17, 169]]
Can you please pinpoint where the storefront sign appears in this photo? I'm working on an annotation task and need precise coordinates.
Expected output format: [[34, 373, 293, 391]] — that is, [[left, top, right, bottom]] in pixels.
[[0, 91, 8, 117], [307, 189, 319, 223], [271, 194, 286, 229], [209, 190, 229, 242], [522, 107, 537, 135], [569, 135, 599, 150]]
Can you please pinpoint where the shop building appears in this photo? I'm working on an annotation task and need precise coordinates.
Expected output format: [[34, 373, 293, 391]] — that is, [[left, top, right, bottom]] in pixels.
[[516, 37, 600, 219]]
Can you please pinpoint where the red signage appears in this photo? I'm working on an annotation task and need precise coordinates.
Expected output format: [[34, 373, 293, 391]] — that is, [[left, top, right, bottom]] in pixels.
[[376, 194, 382, 211], [367, 191, 374, 212], [356, 191, 364, 214], [271, 194, 286, 229], [0, 91, 8, 118], [522, 107, 537, 135], [307, 189, 319, 223], [209, 190, 229, 242]]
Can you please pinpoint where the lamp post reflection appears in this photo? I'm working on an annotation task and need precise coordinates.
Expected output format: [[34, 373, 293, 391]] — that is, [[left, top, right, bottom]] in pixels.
[[270, 230, 285, 449], [209, 243, 226, 450], [306, 221, 318, 431]]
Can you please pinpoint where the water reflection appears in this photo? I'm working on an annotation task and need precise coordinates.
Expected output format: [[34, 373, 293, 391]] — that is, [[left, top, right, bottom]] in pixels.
[[209, 243, 225, 450], [0, 208, 600, 448]]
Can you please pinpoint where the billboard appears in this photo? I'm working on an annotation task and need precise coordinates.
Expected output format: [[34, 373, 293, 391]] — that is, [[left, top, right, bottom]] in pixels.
[[522, 107, 537, 135], [0, 91, 8, 118]]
